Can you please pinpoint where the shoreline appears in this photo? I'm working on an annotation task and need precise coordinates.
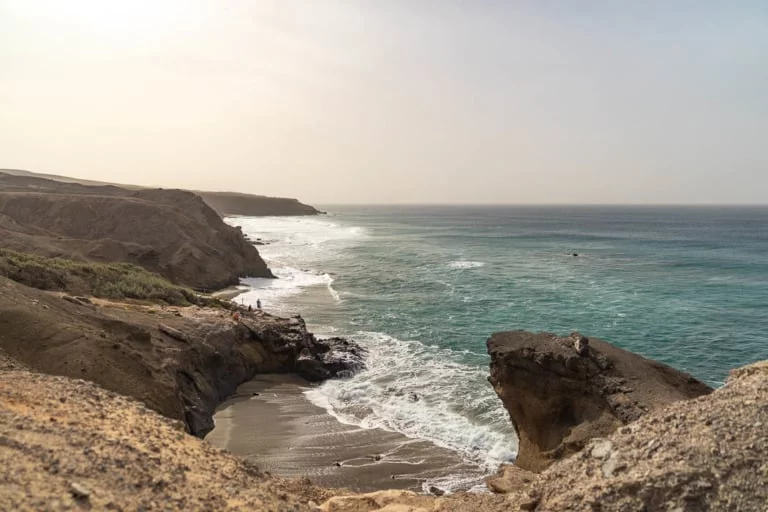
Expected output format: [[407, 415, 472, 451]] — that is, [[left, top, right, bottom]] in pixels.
[[206, 374, 488, 493]]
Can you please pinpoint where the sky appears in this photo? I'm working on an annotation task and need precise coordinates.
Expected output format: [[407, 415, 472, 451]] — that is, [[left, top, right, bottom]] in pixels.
[[1, 1, 767, 205]]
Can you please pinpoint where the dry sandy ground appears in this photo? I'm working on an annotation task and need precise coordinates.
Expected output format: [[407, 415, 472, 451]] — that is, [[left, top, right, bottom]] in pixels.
[[0, 366, 333, 511]]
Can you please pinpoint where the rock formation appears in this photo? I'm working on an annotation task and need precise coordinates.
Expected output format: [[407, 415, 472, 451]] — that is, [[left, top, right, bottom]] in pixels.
[[502, 360, 768, 511], [0, 171, 273, 290], [0, 276, 364, 437], [0, 368, 335, 511], [487, 330, 712, 472], [2, 359, 765, 511], [196, 191, 323, 217]]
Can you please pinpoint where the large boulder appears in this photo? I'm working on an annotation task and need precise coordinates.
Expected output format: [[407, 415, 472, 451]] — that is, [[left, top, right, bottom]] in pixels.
[[519, 360, 768, 511], [487, 330, 712, 472]]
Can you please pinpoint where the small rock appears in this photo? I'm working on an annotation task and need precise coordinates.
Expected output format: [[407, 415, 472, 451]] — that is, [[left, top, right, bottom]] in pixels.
[[428, 486, 445, 496], [601, 451, 625, 478], [69, 482, 91, 500], [590, 439, 613, 459], [520, 498, 540, 510]]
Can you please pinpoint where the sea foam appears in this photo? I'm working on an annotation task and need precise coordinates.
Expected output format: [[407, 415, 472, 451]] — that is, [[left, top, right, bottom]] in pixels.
[[448, 260, 486, 269], [304, 331, 518, 482]]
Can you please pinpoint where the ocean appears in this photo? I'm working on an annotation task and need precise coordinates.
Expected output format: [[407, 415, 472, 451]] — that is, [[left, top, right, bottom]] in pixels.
[[225, 206, 768, 489]]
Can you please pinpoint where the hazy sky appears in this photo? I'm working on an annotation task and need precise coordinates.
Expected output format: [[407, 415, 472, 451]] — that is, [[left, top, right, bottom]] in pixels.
[[2, 1, 767, 204]]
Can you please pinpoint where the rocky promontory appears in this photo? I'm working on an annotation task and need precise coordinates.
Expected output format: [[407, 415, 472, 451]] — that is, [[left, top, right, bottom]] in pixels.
[[487, 330, 712, 472], [0, 276, 364, 438], [196, 191, 323, 217], [0, 171, 273, 290]]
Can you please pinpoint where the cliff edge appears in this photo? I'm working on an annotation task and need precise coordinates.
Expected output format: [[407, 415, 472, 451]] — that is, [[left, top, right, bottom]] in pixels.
[[0, 172, 273, 290], [487, 330, 712, 472], [0, 277, 364, 438], [196, 191, 323, 217]]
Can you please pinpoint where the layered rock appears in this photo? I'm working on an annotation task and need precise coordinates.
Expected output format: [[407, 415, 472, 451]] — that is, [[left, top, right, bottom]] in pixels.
[[0, 276, 364, 438], [0, 171, 273, 290], [487, 330, 712, 472], [510, 360, 768, 511]]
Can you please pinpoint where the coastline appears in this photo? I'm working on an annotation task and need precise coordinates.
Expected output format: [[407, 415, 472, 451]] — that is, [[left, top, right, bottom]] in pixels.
[[206, 374, 487, 493]]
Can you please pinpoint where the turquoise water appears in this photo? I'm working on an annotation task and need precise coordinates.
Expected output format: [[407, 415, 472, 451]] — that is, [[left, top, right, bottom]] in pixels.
[[228, 206, 768, 490]]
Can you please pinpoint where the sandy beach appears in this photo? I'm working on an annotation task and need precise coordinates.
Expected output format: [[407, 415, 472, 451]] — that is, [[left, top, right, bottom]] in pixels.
[[205, 374, 488, 493]]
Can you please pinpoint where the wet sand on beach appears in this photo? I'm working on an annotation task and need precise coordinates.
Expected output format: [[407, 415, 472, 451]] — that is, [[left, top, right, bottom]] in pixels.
[[205, 374, 488, 493]]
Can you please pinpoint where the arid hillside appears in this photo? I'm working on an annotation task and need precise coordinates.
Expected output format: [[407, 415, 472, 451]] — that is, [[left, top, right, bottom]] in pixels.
[[0, 172, 272, 290]]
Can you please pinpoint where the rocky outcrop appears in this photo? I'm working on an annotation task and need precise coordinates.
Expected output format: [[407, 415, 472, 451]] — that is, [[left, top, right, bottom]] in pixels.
[[0, 370, 335, 511], [196, 191, 323, 217], [0, 171, 273, 290], [0, 276, 364, 438], [177, 313, 365, 436], [487, 331, 712, 472], [507, 360, 768, 511]]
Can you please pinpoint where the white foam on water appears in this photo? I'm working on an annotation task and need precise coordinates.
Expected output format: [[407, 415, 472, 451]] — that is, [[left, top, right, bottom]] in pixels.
[[226, 215, 516, 492], [304, 331, 518, 492], [448, 260, 486, 270], [227, 215, 366, 263], [224, 216, 363, 310]]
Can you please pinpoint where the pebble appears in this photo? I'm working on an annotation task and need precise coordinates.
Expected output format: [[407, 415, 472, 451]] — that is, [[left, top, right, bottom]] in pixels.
[[69, 482, 91, 500], [590, 439, 613, 459]]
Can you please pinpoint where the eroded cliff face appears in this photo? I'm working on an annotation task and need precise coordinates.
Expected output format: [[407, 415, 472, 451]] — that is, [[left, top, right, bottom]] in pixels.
[[0, 277, 364, 438], [487, 330, 712, 472], [196, 191, 323, 217], [0, 172, 273, 290], [499, 360, 768, 511], [2, 357, 765, 511]]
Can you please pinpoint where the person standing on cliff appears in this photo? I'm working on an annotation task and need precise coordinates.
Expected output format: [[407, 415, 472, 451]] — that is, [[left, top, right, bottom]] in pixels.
[[256, 299, 262, 310]]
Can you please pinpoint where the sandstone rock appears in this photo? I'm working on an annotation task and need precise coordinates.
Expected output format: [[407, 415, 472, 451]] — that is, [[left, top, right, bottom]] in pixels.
[[0, 277, 365, 438], [69, 482, 91, 500], [528, 360, 768, 511], [487, 330, 712, 472], [485, 464, 535, 494]]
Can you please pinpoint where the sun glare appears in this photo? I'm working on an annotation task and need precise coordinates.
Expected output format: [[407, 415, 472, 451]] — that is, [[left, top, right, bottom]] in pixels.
[[7, 0, 204, 46]]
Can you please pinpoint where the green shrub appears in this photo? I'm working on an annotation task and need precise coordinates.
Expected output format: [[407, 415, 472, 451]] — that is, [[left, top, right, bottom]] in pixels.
[[0, 249, 228, 308]]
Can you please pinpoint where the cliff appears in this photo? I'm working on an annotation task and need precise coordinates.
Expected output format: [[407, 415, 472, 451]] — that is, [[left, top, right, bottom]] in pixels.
[[487, 330, 712, 472], [196, 191, 323, 217], [0, 172, 273, 290], [0, 168, 324, 216], [0, 276, 363, 437], [498, 360, 768, 511], [2, 351, 765, 511]]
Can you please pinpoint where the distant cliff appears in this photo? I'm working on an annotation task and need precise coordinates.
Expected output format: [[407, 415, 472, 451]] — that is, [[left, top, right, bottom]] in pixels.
[[0, 172, 273, 290], [0, 169, 324, 217], [196, 191, 323, 217]]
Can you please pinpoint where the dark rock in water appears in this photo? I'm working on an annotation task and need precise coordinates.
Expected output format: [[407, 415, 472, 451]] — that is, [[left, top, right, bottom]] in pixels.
[[572, 253, 579, 257], [487, 330, 712, 472], [428, 486, 445, 497], [295, 348, 332, 382]]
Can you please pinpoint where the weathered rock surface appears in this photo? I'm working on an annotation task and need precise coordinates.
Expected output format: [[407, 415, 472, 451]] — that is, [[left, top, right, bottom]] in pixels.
[[511, 360, 768, 511], [0, 171, 273, 290], [487, 330, 712, 471], [0, 370, 334, 511], [0, 276, 364, 437]]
